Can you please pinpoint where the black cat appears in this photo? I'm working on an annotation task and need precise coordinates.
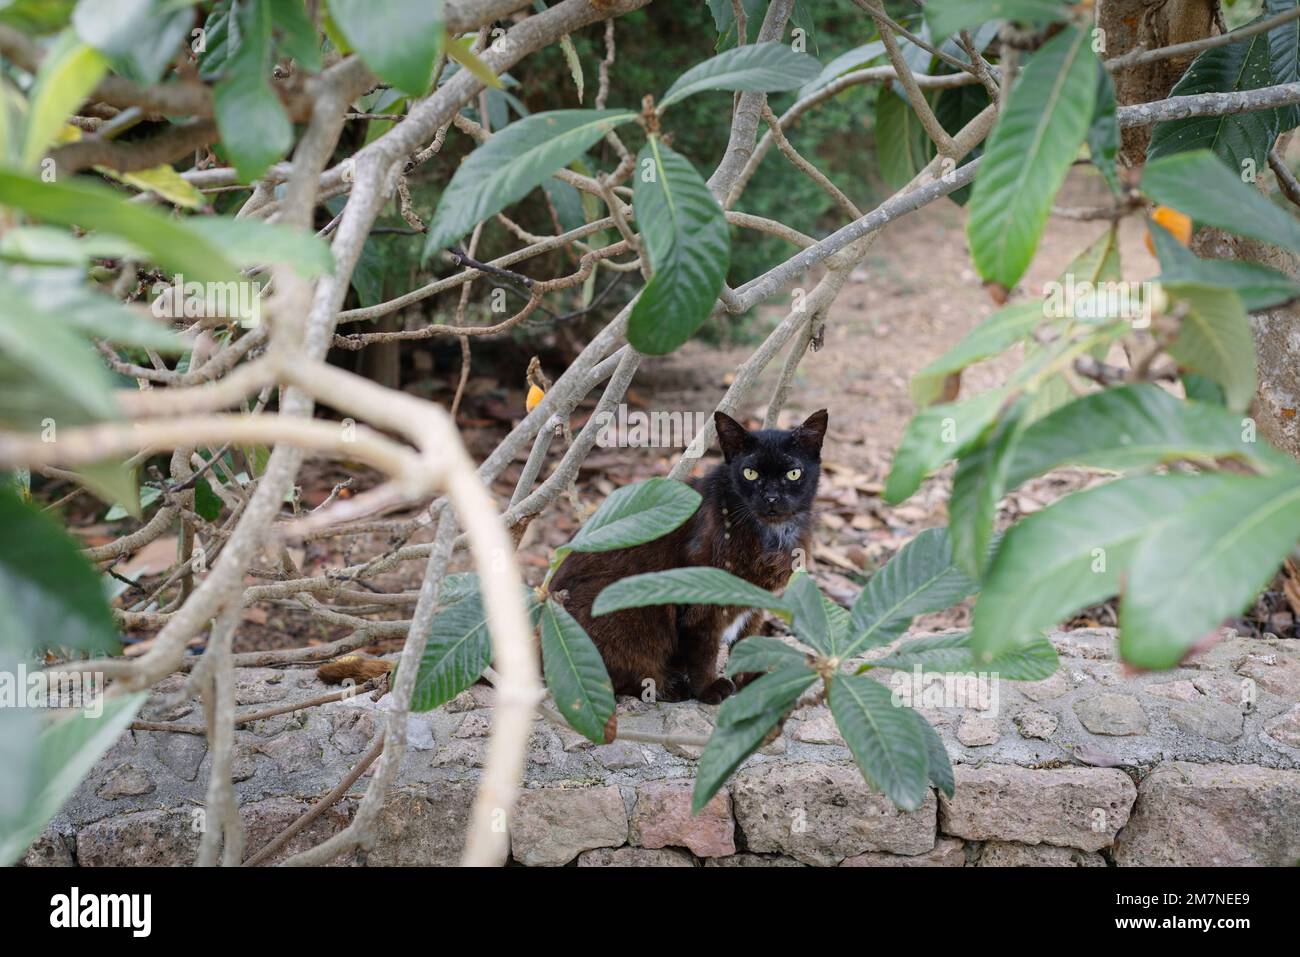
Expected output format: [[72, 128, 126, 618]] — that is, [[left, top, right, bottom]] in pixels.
[[551, 409, 828, 704]]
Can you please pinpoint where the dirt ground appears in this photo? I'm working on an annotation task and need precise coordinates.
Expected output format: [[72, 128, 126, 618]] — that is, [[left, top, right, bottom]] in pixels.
[[88, 169, 1298, 654]]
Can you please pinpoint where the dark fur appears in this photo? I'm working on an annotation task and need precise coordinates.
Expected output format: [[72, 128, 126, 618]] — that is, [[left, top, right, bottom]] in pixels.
[[550, 409, 827, 704]]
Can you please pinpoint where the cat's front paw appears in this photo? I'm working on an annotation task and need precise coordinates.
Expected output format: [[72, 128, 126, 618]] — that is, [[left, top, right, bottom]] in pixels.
[[697, 676, 736, 705]]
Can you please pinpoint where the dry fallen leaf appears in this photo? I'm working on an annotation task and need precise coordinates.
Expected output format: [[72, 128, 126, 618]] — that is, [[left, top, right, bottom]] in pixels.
[[117, 535, 179, 579]]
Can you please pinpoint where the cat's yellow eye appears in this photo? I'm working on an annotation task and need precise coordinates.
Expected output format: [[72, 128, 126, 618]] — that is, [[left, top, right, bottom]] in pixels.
[[786, 468, 802, 481], [743, 468, 759, 481]]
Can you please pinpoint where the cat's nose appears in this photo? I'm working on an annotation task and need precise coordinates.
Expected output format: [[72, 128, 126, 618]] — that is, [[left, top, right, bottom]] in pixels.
[[764, 494, 779, 504]]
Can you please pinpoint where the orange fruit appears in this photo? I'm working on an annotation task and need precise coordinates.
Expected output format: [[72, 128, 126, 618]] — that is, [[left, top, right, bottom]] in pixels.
[[1144, 205, 1193, 255], [525, 383, 545, 412]]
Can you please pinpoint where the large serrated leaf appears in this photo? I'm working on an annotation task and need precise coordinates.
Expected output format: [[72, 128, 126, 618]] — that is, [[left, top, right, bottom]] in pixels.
[[923, 0, 1068, 41], [0, 489, 122, 656], [692, 665, 814, 812], [725, 635, 810, 676], [560, 478, 700, 558], [1267, 0, 1300, 131], [799, 40, 884, 98], [911, 302, 1042, 407], [783, 572, 833, 655], [1147, 23, 1280, 174], [212, 0, 291, 181], [948, 398, 1029, 579], [593, 566, 789, 619], [659, 41, 821, 109], [325, 0, 443, 95], [846, 528, 978, 658], [914, 712, 954, 797], [1163, 283, 1257, 412], [409, 591, 493, 711], [186, 217, 334, 278], [1141, 150, 1300, 254], [966, 26, 1098, 289], [876, 86, 934, 192], [885, 388, 1008, 504], [0, 691, 146, 866], [21, 30, 107, 170], [717, 664, 817, 725], [422, 109, 637, 257], [1151, 218, 1300, 310], [829, 673, 929, 810], [540, 598, 614, 744], [970, 473, 1240, 662], [1121, 471, 1300, 669], [626, 137, 730, 355], [871, 630, 1059, 680], [1003, 383, 1283, 490], [1088, 63, 1121, 193]]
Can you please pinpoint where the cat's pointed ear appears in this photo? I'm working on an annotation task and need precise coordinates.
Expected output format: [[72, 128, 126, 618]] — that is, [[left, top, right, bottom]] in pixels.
[[792, 409, 829, 457], [714, 411, 753, 462]]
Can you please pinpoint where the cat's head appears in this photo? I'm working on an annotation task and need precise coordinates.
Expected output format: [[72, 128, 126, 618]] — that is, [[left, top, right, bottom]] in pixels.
[[714, 410, 828, 524]]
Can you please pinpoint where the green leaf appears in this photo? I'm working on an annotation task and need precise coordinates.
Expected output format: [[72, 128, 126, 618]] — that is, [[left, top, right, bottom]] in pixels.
[[1003, 383, 1282, 490], [100, 163, 205, 210], [593, 566, 790, 619], [445, 35, 503, 90], [325, 0, 443, 95], [212, 0, 292, 181], [73, 0, 190, 84], [923, 0, 1068, 41], [626, 137, 730, 355], [0, 692, 146, 867], [0, 226, 140, 266], [1151, 217, 1300, 309], [934, 82, 991, 206], [876, 86, 935, 191], [724, 635, 810, 676], [1146, 24, 1280, 175], [187, 217, 334, 277], [541, 598, 615, 743], [949, 398, 1028, 579], [871, 630, 1060, 680], [560, 478, 701, 559], [75, 459, 140, 518], [967, 26, 1098, 289], [11, 275, 183, 352], [659, 41, 821, 109], [0, 273, 121, 430], [1141, 149, 1300, 254], [0, 489, 121, 656], [914, 712, 954, 797], [268, 0, 322, 72], [194, 477, 223, 521], [717, 664, 817, 724], [422, 109, 636, 257], [1087, 63, 1121, 193], [21, 30, 107, 170], [971, 474, 1239, 662], [1121, 471, 1300, 669], [0, 170, 241, 285], [0, 0, 75, 34], [885, 388, 1008, 504], [784, 571, 832, 655], [846, 527, 979, 657], [799, 40, 884, 98], [409, 590, 493, 711], [1267, 0, 1300, 131], [911, 302, 1042, 407], [1163, 283, 1257, 412], [829, 673, 928, 811], [106, 485, 161, 521], [693, 665, 813, 812]]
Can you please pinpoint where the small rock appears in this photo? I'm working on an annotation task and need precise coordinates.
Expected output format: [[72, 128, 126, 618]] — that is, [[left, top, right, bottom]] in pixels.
[[630, 781, 735, 858], [1013, 709, 1058, 740], [593, 740, 647, 770], [1073, 693, 1148, 736], [577, 846, 696, 867], [454, 712, 491, 739], [956, 714, 999, 747], [96, 764, 155, 800], [153, 731, 208, 782], [255, 731, 323, 773], [364, 785, 475, 866], [1166, 698, 1244, 744], [705, 853, 806, 867], [510, 786, 628, 866], [444, 684, 494, 713], [663, 706, 713, 759], [1049, 628, 1114, 661], [432, 739, 485, 768], [1142, 679, 1201, 702], [1237, 654, 1300, 697], [330, 709, 378, 754], [1019, 671, 1072, 702], [792, 710, 844, 746], [1264, 704, 1300, 748], [978, 841, 1105, 867]]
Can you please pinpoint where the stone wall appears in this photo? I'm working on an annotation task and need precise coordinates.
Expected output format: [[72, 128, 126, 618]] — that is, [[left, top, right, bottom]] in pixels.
[[21, 628, 1300, 867]]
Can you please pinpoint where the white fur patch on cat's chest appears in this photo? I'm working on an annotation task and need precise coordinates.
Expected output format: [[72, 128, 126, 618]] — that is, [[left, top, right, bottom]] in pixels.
[[720, 611, 753, 647]]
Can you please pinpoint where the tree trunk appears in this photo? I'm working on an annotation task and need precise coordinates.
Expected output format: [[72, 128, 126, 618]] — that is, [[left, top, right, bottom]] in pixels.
[[1099, 0, 1300, 459]]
